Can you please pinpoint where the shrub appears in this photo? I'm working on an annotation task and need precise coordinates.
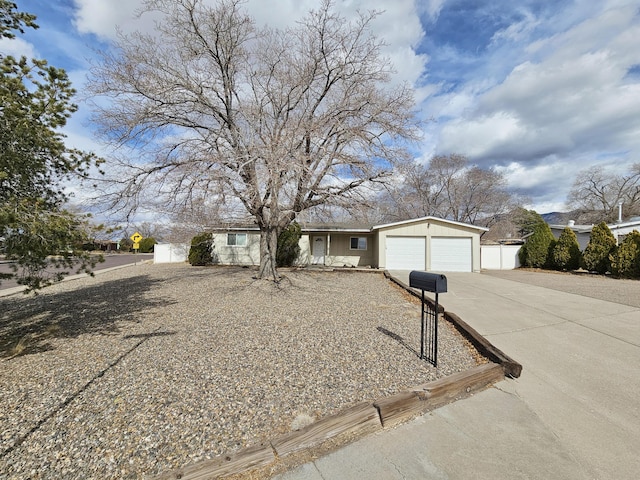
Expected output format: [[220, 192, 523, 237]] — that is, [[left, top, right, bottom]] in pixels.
[[518, 214, 556, 268], [138, 237, 156, 253], [610, 230, 640, 278], [582, 222, 616, 274], [119, 237, 133, 252], [188, 232, 213, 266], [277, 222, 302, 267], [551, 227, 582, 270]]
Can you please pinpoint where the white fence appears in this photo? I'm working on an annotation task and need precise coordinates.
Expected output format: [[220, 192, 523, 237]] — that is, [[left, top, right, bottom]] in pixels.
[[154, 243, 189, 263], [480, 244, 521, 270]]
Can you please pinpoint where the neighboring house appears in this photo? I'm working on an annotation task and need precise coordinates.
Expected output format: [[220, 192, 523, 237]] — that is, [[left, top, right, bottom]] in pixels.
[[203, 216, 488, 272], [549, 218, 640, 250]]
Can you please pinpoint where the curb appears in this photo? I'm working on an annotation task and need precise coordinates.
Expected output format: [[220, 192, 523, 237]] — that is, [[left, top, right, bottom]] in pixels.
[[153, 272, 522, 480], [0, 260, 154, 298]]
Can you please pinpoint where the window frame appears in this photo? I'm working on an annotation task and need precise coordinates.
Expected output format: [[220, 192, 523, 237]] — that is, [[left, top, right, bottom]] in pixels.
[[350, 236, 368, 251], [227, 233, 248, 247]]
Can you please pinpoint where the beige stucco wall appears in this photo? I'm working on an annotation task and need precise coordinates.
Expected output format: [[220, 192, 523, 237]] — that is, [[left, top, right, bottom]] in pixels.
[[375, 218, 483, 272], [211, 232, 261, 266], [209, 231, 375, 267], [208, 218, 482, 270], [297, 233, 375, 267], [296, 235, 312, 266], [326, 233, 375, 267]]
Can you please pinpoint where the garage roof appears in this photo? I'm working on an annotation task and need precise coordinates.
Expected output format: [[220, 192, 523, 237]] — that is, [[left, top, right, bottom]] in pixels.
[[372, 216, 489, 232]]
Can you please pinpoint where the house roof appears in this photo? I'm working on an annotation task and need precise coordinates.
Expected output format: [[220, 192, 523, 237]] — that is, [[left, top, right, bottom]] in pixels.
[[549, 223, 594, 234], [609, 219, 640, 231], [550, 218, 640, 234], [299, 223, 372, 233], [208, 216, 489, 234], [372, 216, 489, 232]]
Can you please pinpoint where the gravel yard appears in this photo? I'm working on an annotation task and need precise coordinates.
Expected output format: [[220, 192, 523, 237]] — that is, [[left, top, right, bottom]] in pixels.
[[0, 264, 482, 479], [483, 269, 640, 308]]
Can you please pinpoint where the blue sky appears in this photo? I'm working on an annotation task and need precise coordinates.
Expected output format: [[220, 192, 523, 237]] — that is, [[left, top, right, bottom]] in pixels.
[[3, 0, 640, 215]]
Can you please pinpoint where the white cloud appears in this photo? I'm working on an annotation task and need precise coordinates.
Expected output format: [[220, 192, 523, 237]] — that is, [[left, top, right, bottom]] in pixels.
[[73, 0, 142, 40], [432, 3, 640, 168], [71, 0, 425, 87], [417, 0, 447, 21], [244, 0, 313, 28], [0, 36, 37, 58], [490, 9, 540, 45]]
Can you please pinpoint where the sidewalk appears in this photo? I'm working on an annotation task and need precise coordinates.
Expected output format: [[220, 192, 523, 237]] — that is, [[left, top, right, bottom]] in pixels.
[[274, 271, 640, 479]]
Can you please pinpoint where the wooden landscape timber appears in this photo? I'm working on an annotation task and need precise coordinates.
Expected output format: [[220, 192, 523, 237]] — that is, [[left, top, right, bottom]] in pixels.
[[271, 402, 381, 457], [373, 362, 504, 428], [154, 442, 275, 480]]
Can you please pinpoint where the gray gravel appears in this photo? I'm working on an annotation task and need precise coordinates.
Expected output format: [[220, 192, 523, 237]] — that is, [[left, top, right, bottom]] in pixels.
[[0, 264, 481, 479], [483, 269, 640, 308]]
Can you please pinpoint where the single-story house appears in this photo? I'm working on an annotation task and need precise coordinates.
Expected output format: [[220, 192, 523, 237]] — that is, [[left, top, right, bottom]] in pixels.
[[549, 218, 640, 250], [205, 216, 488, 272]]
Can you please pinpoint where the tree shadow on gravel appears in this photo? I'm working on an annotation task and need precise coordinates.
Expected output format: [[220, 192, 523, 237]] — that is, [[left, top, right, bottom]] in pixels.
[[0, 275, 176, 359]]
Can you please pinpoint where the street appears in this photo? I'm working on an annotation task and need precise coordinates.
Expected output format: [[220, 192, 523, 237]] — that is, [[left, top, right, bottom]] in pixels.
[[0, 253, 154, 291]]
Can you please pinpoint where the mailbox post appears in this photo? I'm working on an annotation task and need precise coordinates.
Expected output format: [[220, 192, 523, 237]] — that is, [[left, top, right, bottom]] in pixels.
[[409, 271, 447, 367]]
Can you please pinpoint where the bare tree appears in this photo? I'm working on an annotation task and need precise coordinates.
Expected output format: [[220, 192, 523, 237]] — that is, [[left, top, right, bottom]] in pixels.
[[567, 164, 640, 223], [166, 195, 250, 243], [88, 0, 418, 279], [378, 154, 518, 226]]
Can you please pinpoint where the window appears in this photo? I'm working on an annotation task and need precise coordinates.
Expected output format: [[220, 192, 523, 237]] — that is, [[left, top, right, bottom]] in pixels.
[[350, 237, 367, 250], [227, 233, 247, 246]]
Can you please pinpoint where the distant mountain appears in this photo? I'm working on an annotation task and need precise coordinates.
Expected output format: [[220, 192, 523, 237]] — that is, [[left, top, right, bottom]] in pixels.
[[541, 211, 575, 225]]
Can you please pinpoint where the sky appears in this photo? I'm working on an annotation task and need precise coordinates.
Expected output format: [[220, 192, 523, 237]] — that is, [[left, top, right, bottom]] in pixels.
[[3, 0, 640, 215]]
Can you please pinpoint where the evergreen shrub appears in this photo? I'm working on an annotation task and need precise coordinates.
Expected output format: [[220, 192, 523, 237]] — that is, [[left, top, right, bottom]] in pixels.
[[551, 227, 582, 270], [277, 222, 302, 267], [582, 222, 616, 274], [610, 230, 640, 278], [119, 238, 133, 252], [519, 220, 556, 268], [188, 232, 213, 266], [138, 237, 156, 253]]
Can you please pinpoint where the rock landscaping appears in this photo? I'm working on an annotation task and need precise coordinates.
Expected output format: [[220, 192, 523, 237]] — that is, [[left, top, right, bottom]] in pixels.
[[0, 264, 482, 479]]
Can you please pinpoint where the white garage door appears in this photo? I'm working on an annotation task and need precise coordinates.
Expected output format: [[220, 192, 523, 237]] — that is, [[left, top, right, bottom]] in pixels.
[[430, 237, 472, 272], [386, 236, 426, 270]]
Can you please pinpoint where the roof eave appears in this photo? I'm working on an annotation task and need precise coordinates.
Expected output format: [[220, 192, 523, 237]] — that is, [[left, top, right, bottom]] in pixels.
[[372, 216, 489, 232]]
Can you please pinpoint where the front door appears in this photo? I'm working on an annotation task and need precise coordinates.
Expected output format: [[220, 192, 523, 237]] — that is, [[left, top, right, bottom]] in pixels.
[[312, 236, 325, 265]]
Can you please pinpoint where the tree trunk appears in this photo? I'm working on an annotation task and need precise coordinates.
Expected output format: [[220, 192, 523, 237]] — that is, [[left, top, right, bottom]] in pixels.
[[257, 226, 280, 280]]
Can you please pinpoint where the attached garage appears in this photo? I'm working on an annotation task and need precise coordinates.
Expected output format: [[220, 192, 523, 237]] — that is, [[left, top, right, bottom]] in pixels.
[[430, 237, 472, 272], [385, 236, 426, 270], [374, 216, 488, 272]]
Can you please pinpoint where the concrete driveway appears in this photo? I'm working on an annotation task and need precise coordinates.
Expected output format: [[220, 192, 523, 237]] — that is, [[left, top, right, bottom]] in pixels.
[[275, 271, 640, 479]]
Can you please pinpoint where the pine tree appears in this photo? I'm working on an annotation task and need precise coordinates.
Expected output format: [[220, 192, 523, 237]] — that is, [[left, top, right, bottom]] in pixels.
[[1, 1, 101, 291]]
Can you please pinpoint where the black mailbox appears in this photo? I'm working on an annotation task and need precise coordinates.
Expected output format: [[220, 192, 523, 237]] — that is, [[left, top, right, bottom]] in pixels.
[[409, 271, 447, 293]]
